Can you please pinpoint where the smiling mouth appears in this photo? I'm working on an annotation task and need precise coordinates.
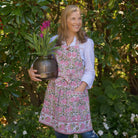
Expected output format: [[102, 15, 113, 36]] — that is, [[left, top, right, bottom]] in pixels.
[[73, 25, 80, 29]]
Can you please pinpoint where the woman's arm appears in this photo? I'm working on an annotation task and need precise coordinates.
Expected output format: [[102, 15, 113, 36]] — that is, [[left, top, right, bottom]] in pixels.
[[75, 38, 95, 92], [81, 38, 95, 89]]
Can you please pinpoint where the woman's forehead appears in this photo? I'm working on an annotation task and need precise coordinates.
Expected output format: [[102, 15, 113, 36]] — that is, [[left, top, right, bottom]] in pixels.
[[68, 11, 81, 17]]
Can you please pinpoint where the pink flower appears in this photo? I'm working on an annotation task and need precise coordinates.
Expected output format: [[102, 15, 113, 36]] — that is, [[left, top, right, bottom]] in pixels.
[[68, 107, 73, 111], [42, 108, 45, 112], [60, 90, 64, 95], [67, 125, 72, 131], [40, 25, 44, 32], [81, 123, 85, 129], [45, 117, 51, 122], [44, 101, 49, 106], [67, 69, 71, 74], [42, 21, 50, 28], [56, 50, 62, 56], [75, 61, 79, 66], [70, 97, 75, 102], [79, 105, 85, 110], [77, 115, 81, 120], [60, 124, 65, 130], [54, 97, 58, 103], [64, 61, 69, 66], [70, 81, 77, 87], [48, 94, 53, 99], [46, 108, 50, 113], [75, 97, 80, 102], [84, 97, 89, 102], [58, 107, 62, 112], [61, 99, 67, 104], [63, 81, 68, 86], [79, 62, 83, 67], [71, 69, 75, 74], [80, 105, 85, 110], [60, 116, 66, 121], [65, 108, 68, 113], [40, 33, 43, 38], [72, 116, 76, 121], [61, 45, 65, 49], [67, 52, 71, 57], [65, 107, 72, 113], [86, 114, 89, 119], [60, 60, 64, 64], [80, 70, 84, 74], [89, 121, 92, 127], [40, 21, 50, 31], [72, 52, 77, 58], [40, 21, 50, 37], [58, 68, 61, 72]]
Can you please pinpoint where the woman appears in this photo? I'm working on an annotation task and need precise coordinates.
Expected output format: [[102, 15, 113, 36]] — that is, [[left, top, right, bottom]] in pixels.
[[28, 5, 98, 138]]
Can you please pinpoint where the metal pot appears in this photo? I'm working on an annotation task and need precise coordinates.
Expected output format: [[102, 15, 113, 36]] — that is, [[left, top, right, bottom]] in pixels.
[[33, 55, 58, 81]]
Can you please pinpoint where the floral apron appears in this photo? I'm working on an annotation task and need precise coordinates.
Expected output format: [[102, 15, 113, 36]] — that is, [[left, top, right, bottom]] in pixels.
[[39, 41, 92, 134]]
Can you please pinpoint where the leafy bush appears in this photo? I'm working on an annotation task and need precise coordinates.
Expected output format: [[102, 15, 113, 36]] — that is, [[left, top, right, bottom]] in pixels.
[[0, 0, 137, 137], [0, 105, 56, 138], [89, 78, 138, 137]]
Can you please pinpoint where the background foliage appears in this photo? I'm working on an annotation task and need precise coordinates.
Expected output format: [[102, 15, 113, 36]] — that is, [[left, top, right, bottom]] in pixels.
[[0, 0, 137, 137]]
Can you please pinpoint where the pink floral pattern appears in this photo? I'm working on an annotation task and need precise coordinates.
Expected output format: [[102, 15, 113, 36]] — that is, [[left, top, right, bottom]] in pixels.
[[39, 41, 92, 134]]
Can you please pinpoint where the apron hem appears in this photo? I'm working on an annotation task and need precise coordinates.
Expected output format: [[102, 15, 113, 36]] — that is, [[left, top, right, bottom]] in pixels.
[[39, 120, 93, 135]]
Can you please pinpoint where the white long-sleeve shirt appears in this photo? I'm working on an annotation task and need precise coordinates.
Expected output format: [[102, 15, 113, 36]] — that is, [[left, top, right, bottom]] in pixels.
[[50, 35, 95, 89]]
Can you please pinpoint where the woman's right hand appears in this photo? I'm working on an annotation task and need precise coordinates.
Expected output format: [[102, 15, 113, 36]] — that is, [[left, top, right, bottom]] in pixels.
[[28, 66, 42, 82]]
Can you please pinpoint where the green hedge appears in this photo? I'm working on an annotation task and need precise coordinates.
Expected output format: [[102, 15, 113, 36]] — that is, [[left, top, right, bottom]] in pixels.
[[0, 0, 137, 137]]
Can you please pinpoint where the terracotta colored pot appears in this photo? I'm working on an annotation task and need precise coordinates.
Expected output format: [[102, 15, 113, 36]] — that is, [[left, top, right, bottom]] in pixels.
[[33, 55, 58, 81]]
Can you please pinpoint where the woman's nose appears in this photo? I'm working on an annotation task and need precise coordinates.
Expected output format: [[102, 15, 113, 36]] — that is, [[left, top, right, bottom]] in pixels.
[[75, 19, 81, 24]]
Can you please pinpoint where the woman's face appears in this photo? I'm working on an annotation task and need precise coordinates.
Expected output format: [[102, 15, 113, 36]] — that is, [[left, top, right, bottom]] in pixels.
[[67, 11, 82, 35]]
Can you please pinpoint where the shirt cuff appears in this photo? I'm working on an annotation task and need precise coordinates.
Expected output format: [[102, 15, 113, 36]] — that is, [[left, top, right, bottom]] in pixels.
[[81, 71, 95, 89]]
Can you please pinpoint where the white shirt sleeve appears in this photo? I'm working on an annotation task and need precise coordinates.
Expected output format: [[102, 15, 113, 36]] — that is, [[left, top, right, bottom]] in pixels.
[[50, 35, 58, 43], [81, 38, 95, 89]]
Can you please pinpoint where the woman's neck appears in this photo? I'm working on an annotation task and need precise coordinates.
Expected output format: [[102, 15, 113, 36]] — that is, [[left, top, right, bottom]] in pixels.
[[66, 37, 74, 46], [66, 33, 77, 46]]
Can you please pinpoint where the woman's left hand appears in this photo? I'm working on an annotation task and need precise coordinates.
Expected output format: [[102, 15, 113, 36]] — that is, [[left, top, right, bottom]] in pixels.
[[74, 81, 87, 92]]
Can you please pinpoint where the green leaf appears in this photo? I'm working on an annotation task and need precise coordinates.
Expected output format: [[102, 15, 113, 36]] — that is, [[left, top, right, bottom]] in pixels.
[[97, 95, 107, 103], [40, 6, 48, 10], [32, 6, 40, 15], [16, 16, 20, 25], [0, 95, 9, 109], [102, 79, 113, 87], [108, 0, 115, 9], [115, 78, 129, 87], [11, 8, 22, 16], [114, 102, 125, 113], [37, 0, 50, 5], [0, 5, 11, 15], [26, 16, 34, 24], [90, 87, 103, 96], [11, 91, 21, 98], [100, 104, 111, 114], [94, 0, 98, 9], [105, 86, 119, 100]]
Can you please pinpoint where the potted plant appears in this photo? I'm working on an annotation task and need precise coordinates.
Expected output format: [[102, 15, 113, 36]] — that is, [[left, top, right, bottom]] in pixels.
[[25, 21, 59, 81]]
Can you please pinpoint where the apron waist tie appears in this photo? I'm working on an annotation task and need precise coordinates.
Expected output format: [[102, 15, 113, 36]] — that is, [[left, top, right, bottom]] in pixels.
[[55, 72, 81, 84]]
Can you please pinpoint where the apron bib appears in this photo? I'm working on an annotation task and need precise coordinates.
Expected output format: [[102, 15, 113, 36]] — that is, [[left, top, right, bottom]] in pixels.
[[39, 41, 92, 134]]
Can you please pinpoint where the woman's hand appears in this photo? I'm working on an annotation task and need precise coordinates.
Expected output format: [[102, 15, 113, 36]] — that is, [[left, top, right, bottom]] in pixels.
[[28, 66, 42, 82], [74, 81, 87, 92]]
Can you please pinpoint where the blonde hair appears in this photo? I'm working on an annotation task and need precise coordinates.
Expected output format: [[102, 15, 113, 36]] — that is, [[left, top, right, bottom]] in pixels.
[[57, 5, 87, 46]]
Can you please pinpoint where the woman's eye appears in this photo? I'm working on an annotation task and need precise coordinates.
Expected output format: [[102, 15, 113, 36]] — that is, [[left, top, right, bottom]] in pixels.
[[71, 17, 75, 20], [78, 17, 82, 20]]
